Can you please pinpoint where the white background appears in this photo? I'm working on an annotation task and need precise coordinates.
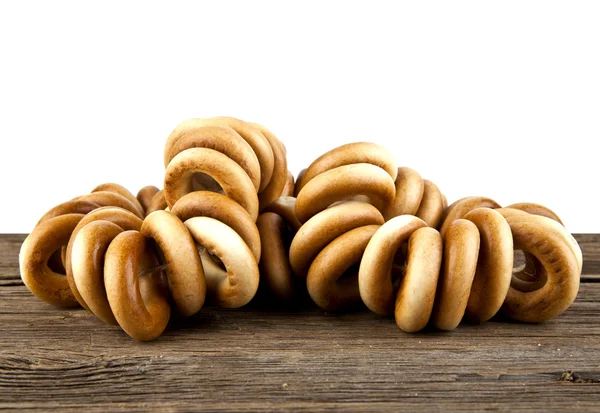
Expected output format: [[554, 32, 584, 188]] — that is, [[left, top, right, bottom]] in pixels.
[[0, 1, 598, 233]]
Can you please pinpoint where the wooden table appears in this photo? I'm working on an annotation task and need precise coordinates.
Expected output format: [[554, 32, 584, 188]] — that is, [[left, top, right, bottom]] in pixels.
[[1, 234, 598, 412]]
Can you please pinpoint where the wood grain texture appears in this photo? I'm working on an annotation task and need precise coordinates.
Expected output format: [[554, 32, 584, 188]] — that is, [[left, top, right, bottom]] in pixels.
[[0, 234, 599, 412]]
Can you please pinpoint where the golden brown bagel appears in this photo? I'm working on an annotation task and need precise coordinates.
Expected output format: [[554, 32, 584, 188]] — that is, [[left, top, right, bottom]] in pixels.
[[164, 148, 259, 220], [504, 202, 564, 225], [19, 214, 85, 307], [136, 186, 160, 216], [358, 215, 431, 316], [307, 225, 380, 311], [167, 125, 261, 192], [295, 142, 398, 193], [146, 189, 167, 214], [281, 171, 295, 197], [79, 191, 144, 219], [184, 217, 259, 308], [360, 208, 513, 332], [104, 230, 171, 341], [171, 191, 261, 262], [70, 220, 124, 324], [64, 207, 144, 309], [248, 123, 288, 210], [439, 196, 501, 236], [141, 210, 206, 316], [502, 214, 581, 322], [36, 200, 98, 226], [92, 183, 145, 217], [394, 227, 443, 332], [290, 201, 385, 277], [430, 219, 481, 330], [257, 213, 296, 302], [384, 166, 446, 227], [165, 117, 274, 192], [294, 169, 307, 197], [461, 208, 513, 323], [256, 197, 302, 301], [295, 163, 396, 224]]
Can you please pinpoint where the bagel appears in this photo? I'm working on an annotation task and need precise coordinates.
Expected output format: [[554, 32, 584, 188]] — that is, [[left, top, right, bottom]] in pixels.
[[290, 201, 385, 277], [19, 214, 85, 307], [384, 167, 445, 227], [295, 142, 398, 193], [165, 117, 274, 192], [184, 217, 259, 308], [359, 208, 513, 332], [257, 197, 302, 301], [502, 214, 580, 322], [307, 224, 380, 311], [136, 185, 160, 216], [167, 125, 261, 192], [104, 230, 171, 341], [295, 163, 396, 223], [171, 191, 261, 262], [141, 211, 206, 316], [164, 148, 259, 220]]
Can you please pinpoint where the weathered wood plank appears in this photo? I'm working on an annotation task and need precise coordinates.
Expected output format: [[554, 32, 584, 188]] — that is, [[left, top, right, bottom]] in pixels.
[[579, 234, 600, 280], [0, 283, 599, 412], [1, 234, 599, 411]]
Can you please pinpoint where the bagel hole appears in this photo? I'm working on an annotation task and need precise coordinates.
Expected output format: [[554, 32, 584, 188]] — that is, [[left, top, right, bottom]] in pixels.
[[47, 249, 66, 275], [512, 250, 528, 274], [511, 250, 547, 292], [512, 250, 540, 280], [192, 173, 224, 194], [338, 262, 361, 281], [391, 243, 409, 289], [207, 249, 226, 271]]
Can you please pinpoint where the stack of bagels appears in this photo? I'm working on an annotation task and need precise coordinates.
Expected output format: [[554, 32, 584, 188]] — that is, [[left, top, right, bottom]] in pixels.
[[19, 116, 583, 340]]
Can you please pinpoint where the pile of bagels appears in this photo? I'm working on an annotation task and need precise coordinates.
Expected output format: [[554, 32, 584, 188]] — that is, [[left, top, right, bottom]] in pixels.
[[19, 116, 583, 341]]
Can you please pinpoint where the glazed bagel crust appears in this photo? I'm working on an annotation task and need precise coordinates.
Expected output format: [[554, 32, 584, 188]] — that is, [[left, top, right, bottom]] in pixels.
[[384, 167, 424, 219], [92, 183, 145, 217], [296, 142, 398, 193], [184, 217, 259, 308], [295, 163, 396, 223], [439, 196, 501, 236], [170, 191, 261, 262], [384, 168, 446, 227], [164, 147, 259, 220], [394, 227, 443, 332], [431, 219, 481, 330], [141, 210, 206, 317], [104, 231, 171, 342], [505, 202, 564, 225], [36, 200, 98, 226], [359, 215, 430, 316], [146, 190, 167, 215], [136, 186, 160, 216], [65, 207, 144, 310], [71, 220, 124, 325], [19, 214, 85, 307], [281, 171, 295, 197], [79, 191, 144, 219], [462, 208, 513, 322], [307, 225, 381, 311], [248, 123, 288, 209], [290, 202, 385, 277], [502, 214, 580, 322], [263, 196, 302, 232], [165, 117, 274, 192], [167, 125, 261, 192], [257, 212, 295, 301]]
